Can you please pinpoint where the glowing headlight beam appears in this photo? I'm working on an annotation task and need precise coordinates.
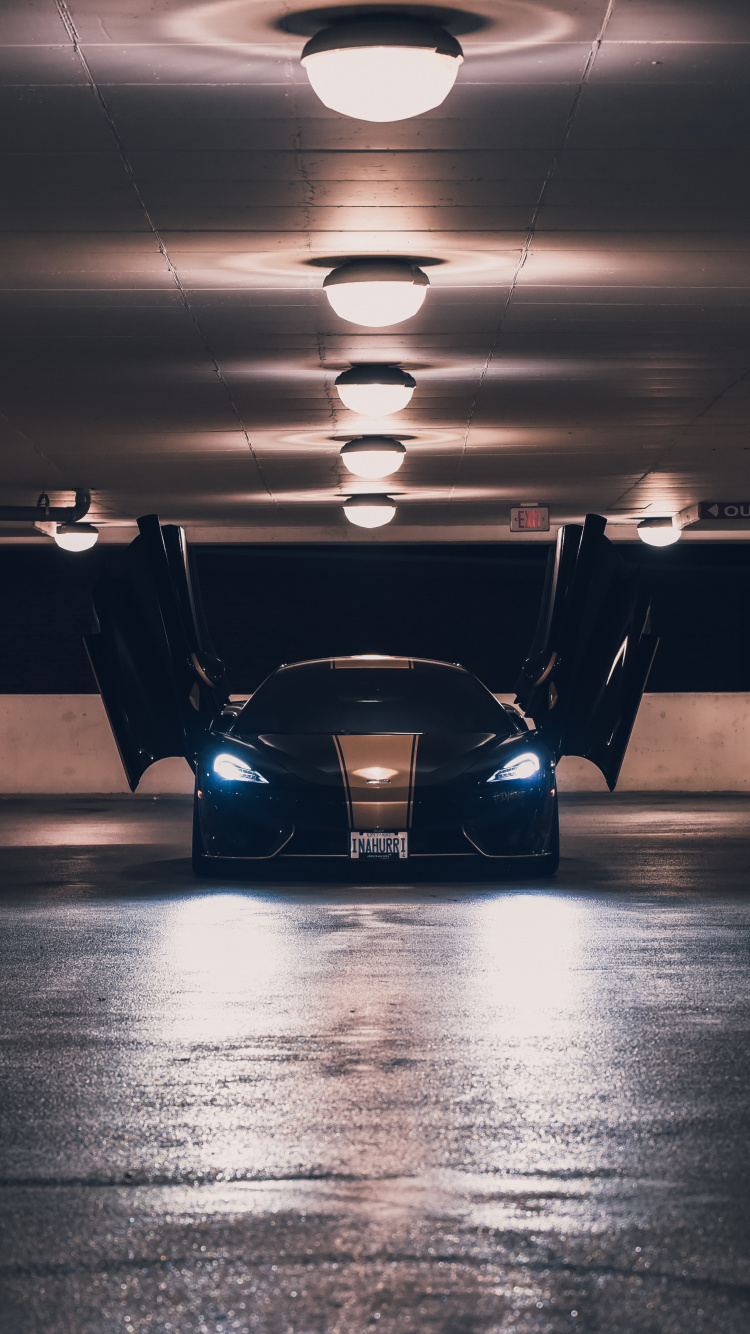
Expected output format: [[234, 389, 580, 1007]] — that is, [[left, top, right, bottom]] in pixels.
[[488, 752, 542, 782], [213, 754, 269, 783]]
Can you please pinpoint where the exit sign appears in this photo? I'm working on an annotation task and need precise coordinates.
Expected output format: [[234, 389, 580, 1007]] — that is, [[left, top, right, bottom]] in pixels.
[[510, 505, 549, 532]]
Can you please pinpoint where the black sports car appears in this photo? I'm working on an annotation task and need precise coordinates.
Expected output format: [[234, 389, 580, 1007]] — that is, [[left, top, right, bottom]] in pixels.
[[85, 514, 657, 879]]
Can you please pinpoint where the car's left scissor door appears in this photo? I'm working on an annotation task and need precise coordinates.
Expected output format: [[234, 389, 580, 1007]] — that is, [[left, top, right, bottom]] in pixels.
[[84, 515, 226, 790]]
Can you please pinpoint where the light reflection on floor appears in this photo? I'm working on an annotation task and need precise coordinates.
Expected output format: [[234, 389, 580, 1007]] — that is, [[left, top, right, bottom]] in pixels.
[[2, 796, 750, 1333]]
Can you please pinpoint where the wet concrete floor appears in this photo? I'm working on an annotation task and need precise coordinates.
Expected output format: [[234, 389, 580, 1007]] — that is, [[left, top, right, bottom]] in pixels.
[[0, 794, 749, 1334]]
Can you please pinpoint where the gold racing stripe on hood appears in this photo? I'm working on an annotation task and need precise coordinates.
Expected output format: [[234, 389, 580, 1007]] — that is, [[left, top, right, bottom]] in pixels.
[[334, 734, 418, 830], [332, 656, 413, 670]]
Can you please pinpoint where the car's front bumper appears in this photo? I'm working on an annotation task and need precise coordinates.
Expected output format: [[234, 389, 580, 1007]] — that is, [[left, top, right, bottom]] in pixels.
[[196, 773, 556, 862]]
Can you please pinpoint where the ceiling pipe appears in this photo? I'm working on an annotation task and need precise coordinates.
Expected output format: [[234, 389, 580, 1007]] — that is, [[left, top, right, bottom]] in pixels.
[[0, 489, 92, 524]]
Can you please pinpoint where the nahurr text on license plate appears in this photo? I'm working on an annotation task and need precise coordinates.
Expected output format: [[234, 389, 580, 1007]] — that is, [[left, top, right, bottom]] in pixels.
[[349, 831, 408, 860]]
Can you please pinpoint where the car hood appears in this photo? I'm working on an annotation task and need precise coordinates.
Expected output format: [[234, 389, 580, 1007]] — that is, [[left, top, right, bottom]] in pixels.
[[251, 732, 500, 828], [216, 731, 539, 831], [252, 732, 497, 782]]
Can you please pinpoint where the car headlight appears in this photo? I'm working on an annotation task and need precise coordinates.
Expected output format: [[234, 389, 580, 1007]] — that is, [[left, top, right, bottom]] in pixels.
[[213, 754, 268, 784], [487, 752, 541, 782]]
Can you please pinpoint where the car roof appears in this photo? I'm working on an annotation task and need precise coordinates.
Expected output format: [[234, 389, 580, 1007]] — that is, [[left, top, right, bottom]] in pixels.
[[277, 655, 466, 672]]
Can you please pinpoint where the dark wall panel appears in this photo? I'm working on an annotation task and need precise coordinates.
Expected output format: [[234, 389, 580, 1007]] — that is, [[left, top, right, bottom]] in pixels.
[[194, 545, 547, 696], [0, 545, 105, 695], [0, 541, 749, 694]]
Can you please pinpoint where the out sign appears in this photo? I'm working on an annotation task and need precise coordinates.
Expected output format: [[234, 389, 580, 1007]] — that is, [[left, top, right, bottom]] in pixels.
[[510, 505, 549, 532], [698, 501, 750, 521], [676, 501, 750, 528]]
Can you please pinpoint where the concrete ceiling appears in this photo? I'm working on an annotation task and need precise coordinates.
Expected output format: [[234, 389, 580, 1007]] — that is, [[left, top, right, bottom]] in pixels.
[[1, 0, 749, 541]]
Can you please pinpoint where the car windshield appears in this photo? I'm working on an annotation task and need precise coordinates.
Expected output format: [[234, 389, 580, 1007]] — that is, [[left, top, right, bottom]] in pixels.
[[232, 662, 511, 736]]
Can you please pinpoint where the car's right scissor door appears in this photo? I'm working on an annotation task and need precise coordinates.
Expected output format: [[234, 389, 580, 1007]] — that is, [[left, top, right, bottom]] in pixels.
[[515, 513, 658, 790]]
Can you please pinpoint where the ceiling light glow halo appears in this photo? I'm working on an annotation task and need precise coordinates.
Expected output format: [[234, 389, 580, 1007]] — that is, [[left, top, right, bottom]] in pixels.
[[54, 522, 99, 552], [637, 517, 681, 547], [335, 363, 416, 416], [340, 436, 406, 479], [301, 15, 463, 122], [343, 493, 397, 528], [324, 259, 429, 327]]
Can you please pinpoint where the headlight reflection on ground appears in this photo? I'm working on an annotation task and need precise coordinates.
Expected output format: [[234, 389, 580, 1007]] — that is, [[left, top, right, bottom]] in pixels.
[[159, 893, 296, 1044], [463, 894, 599, 1165], [469, 893, 589, 1037]]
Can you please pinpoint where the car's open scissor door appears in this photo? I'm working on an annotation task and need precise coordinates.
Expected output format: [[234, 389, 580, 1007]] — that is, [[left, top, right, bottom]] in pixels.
[[515, 514, 658, 790], [84, 515, 226, 790]]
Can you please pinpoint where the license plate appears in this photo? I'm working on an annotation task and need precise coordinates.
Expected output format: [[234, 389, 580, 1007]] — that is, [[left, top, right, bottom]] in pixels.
[[349, 831, 408, 860]]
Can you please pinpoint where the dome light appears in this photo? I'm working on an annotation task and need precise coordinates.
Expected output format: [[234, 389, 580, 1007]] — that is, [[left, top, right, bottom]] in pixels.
[[335, 364, 416, 417], [343, 494, 397, 528], [54, 522, 99, 552], [301, 15, 463, 122], [340, 437, 406, 480], [324, 258, 429, 327], [637, 517, 680, 547]]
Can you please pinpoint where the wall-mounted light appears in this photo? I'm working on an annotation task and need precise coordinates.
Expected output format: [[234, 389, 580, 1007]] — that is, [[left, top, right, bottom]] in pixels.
[[637, 517, 680, 547], [301, 15, 463, 122], [324, 259, 429, 327], [335, 364, 416, 417], [343, 494, 397, 528], [54, 522, 99, 552], [340, 437, 406, 480]]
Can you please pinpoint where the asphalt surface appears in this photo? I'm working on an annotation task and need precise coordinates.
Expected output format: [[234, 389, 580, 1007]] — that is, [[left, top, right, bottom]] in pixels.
[[1, 794, 749, 1334]]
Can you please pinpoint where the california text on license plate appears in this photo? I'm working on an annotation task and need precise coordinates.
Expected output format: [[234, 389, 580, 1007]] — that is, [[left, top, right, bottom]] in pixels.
[[349, 831, 408, 860]]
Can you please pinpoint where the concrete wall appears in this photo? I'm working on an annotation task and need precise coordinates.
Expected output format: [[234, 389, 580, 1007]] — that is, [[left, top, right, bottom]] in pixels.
[[0, 696, 195, 795], [0, 693, 748, 794], [567, 697, 750, 788], [502, 693, 750, 793]]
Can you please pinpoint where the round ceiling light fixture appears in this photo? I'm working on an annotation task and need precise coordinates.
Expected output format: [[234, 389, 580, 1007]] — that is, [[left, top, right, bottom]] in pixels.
[[340, 436, 406, 479], [301, 14, 463, 122], [343, 494, 397, 528], [335, 364, 416, 417], [54, 522, 99, 552], [637, 516, 680, 547], [324, 258, 429, 327]]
